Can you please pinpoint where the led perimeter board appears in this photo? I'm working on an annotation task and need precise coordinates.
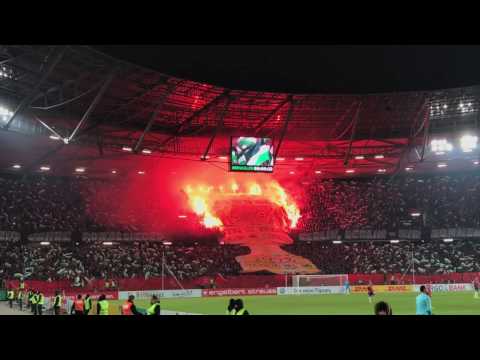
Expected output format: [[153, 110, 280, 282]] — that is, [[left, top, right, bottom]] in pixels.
[[230, 137, 274, 172]]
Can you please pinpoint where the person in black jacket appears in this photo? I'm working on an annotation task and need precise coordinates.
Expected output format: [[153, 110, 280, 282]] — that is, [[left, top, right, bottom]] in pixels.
[[374, 301, 392, 315], [226, 298, 236, 315], [234, 299, 249, 315]]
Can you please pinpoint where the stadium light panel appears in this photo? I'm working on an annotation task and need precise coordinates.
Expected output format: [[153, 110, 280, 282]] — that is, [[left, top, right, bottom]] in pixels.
[[315, 170, 322, 174], [405, 167, 414, 171], [103, 242, 113, 246], [289, 171, 295, 175], [40, 166, 50, 171], [443, 238, 454, 243], [163, 241, 172, 246], [294, 157, 304, 161], [431, 139, 453, 153], [460, 135, 478, 153], [138, 171, 145, 175], [345, 169, 355, 174], [122, 146, 132, 152], [75, 167, 86, 173], [141, 149, 152, 154], [374, 155, 384, 159], [40, 242, 50, 246], [49, 135, 60, 140], [474, 161, 479, 165], [111, 170, 117, 174], [354, 156, 365, 160], [437, 163, 448, 168], [178, 215, 187, 219], [333, 240, 342, 244], [12, 164, 21, 169], [410, 212, 421, 217], [377, 169, 387, 173], [390, 240, 400, 244]]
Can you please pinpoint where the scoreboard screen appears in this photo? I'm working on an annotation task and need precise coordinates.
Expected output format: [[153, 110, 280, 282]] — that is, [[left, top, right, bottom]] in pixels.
[[230, 137, 274, 173]]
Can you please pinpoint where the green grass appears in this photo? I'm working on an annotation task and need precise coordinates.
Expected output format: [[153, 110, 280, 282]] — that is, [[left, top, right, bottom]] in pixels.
[[108, 292, 480, 315]]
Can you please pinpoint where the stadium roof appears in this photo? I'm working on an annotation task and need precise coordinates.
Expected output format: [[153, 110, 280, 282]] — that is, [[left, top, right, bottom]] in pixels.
[[1, 45, 480, 178]]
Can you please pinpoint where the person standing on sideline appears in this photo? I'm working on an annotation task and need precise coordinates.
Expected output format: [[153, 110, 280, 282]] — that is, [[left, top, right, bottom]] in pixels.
[[31, 290, 38, 315], [97, 294, 109, 315], [146, 295, 161, 315], [344, 279, 351, 295], [121, 295, 142, 315], [226, 298, 236, 315], [234, 299, 249, 315], [7, 288, 14, 308], [84, 294, 92, 315], [27, 289, 33, 312], [71, 294, 84, 315], [416, 285, 433, 315], [17, 289, 23, 311], [53, 291, 62, 315], [37, 291, 45, 315], [473, 278, 479, 299]]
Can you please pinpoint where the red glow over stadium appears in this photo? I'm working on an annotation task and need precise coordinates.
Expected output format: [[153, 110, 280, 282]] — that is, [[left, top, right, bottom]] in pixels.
[[183, 179, 301, 230]]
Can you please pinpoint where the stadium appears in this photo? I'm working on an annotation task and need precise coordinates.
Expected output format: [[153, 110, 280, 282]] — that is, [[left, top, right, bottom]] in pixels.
[[0, 45, 480, 315]]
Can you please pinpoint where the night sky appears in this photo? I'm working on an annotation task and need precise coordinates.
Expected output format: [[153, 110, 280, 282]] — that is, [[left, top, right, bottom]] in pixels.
[[93, 45, 480, 94]]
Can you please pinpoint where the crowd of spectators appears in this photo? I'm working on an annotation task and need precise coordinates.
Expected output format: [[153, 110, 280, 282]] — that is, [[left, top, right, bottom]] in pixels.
[[2, 238, 479, 281], [0, 174, 89, 232], [3, 172, 480, 234], [284, 239, 480, 275], [297, 173, 480, 232], [2, 171, 480, 280], [0, 241, 247, 281]]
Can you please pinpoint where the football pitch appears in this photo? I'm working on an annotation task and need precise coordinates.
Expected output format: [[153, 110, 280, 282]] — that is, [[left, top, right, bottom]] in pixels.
[[106, 292, 480, 315]]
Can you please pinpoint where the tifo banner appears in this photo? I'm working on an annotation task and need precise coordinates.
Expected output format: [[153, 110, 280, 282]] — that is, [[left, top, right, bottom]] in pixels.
[[352, 285, 413, 293], [412, 283, 473, 292], [118, 289, 202, 300], [202, 288, 277, 297], [277, 286, 344, 296]]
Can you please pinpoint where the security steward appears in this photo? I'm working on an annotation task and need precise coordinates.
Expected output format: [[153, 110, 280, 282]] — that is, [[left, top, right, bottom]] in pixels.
[[7, 288, 14, 308], [37, 291, 45, 315], [27, 289, 33, 312], [121, 295, 142, 315], [31, 290, 38, 315], [17, 289, 24, 311], [71, 294, 84, 315], [84, 294, 92, 315], [53, 291, 62, 315], [97, 294, 109, 315], [234, 299, 249, 315], [226, 298, 236, 315], [146, 295, 161, 315]]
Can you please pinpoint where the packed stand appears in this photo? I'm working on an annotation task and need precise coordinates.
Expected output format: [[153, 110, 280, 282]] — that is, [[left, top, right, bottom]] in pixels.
[[283, 239, 480, 275], [17, 242, 247, 281], [297, 173, 480, 232]]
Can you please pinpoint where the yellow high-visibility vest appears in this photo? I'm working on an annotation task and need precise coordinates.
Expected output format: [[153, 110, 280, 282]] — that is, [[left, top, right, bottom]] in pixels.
[[235, 308, 247, 315], [146, 303, 160, 315], [98, 300, 109, 315]]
